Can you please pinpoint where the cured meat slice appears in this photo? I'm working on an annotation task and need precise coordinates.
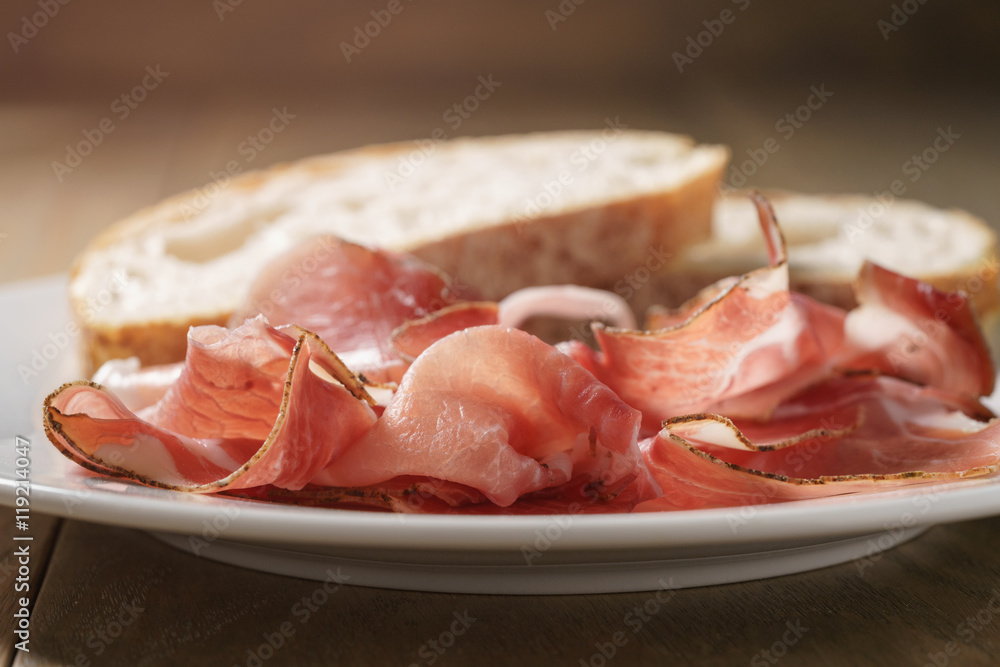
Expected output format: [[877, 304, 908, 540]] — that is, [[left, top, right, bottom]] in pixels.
[[229, 235, 467, 383], [644, 276, 741, 330], [90, 358, 183, 413], [634, 375, 999, 511], [141, 318, 300, 439], [842, 261, 995, 397], [40, 195, 1000, 516], [43, 321, 378, 492], [581, 194, 840, 428], [390, 285, 636, 364], [573, 193, 994, 433], [314, 325, 648, 507], [390, 302, 499, 361]]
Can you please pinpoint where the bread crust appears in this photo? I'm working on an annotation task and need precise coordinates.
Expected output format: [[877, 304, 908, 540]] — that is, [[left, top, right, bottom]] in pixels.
[[660, 189, 1000, 324], [71, 132, 728, 373], [81, 315, 229, 372], [74, 143, 997, 375], [410, 163, 721, 305]]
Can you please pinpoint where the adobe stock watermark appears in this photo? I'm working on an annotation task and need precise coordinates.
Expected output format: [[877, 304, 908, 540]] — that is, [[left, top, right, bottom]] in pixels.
[[521, 511, 580, 566], [843, 126, 959, 244], [187, 504, 242, 556], [521, 450, 648, 566], [721, 84, 834, 191], [340, 0, 417, 63], [545, 0, 587, 31], [17, 270, 132, 384], [406, 610, 477, 667], [872, 255, 996, 376], [8, 0, 72, 53], [922, 589, 1000, 667], [178, 106, 296, 219], [243, 235, 470, 327], [723, 416, 851, 534], [673, 0, 751, 73], [382, 74, 502, 190], [750, 619, 809, 666], [73, 599, 145, 666], [854, 488, 942, 577], [510, 116, 629, 230], [213, 0, 247, 21], [612, 246, 673, 303], [686, 296, 792, 405], [578, 578, 677, 667], [12, 436, 32, 654], [232, 568, 350, 667], [51, 65, 170, 182], [561, 244, 673, 343], [878, 0, 930, 41]]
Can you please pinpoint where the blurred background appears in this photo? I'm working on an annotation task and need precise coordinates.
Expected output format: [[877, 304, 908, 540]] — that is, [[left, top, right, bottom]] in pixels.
[[1, 0, 998, 283]]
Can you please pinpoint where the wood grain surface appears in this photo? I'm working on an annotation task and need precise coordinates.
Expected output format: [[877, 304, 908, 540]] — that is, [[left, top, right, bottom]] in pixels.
[[1, 514, 999, 666], [0, 516, 60, 667]]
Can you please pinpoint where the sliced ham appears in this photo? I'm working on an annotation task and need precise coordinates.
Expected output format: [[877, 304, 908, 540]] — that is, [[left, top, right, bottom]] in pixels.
[[390, 302, 499, 362], [635, 375, 999, 511], [40, 197, 1000, 516], [842, 261, 995, 397], [390, 285, 637, 363], [44, 319, 378, 492], [91, 357, 183, 413], [229, 235, 468, 383], [576, 194, 841, 429], [314, 325, 650, 507], [571, 194, 996, 433], [140, 319, 299, 439]]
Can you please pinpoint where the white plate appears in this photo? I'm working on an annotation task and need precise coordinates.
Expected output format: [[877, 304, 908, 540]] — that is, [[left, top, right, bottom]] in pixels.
[[3, 275, 1000, 594]]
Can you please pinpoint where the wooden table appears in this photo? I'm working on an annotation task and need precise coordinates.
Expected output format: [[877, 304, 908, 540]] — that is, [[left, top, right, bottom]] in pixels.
[[3, 63, 1000, 665], [6, 511, 1000, 666]]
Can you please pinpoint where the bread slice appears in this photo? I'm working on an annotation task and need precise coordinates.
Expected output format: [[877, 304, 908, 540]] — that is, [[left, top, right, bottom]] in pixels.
[[661, 190, 1000, 327], [70, 130, 729, 372]]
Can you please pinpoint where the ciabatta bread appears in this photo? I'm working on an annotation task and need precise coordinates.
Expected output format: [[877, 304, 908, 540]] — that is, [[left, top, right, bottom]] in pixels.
[[663, 190, 999, 327], [70, 130, 729, 371]]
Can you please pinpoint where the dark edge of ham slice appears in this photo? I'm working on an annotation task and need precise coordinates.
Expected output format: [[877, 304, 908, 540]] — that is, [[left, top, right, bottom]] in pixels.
[[635, 428, 1000, 513], [636, 374, 1000, 511], [604, 190, 789, 340], [389, 301, 500, 362], [656, 427, 1000, 490], [580, 191, 809, 428], [664, 410, 863, 452], [315, 325, 650, 508], [43, 326, 376, 493]]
